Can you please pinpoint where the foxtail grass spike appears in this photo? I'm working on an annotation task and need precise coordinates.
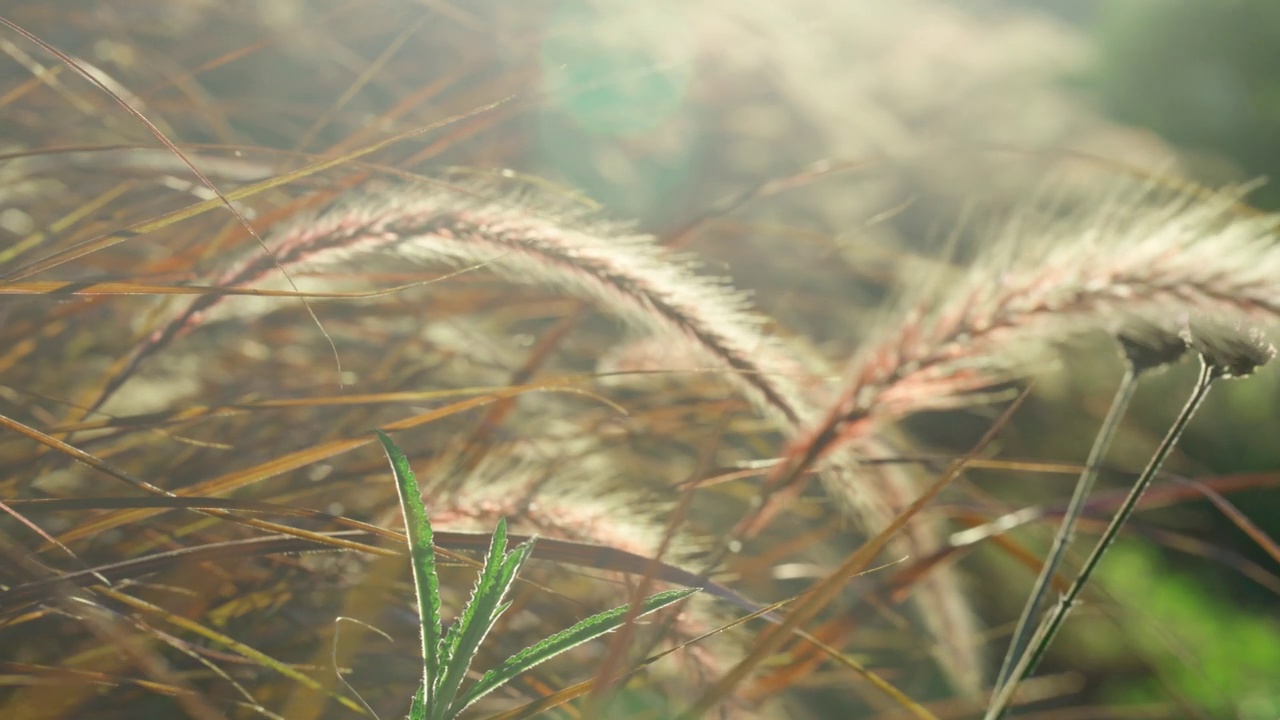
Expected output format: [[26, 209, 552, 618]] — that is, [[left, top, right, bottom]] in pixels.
[[774, 185, 1280, 522]]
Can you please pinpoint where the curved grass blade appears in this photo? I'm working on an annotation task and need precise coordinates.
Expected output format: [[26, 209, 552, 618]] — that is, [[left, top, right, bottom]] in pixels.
[[993, 365, 1141, 694], [56, 394, 525, 544], [376, 430, 443, 714], [452, 588, 697, 716], [0, 97, 510, 284], [95, 587, 366, 714]]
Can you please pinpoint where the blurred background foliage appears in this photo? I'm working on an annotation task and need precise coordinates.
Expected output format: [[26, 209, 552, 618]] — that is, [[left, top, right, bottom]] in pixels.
[[1020, 0, 1280, 209], [1024, 2, 1280, 715], [1, 0, 1279, 718]]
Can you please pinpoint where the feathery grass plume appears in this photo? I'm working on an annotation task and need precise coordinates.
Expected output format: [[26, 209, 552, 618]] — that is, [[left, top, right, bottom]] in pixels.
[[753, 182, 1280, 694], [116, 178, 981, 692], [775, 183, 1280, 493], [1115, 324, 1192, 373], [111, 180, 818, 429]]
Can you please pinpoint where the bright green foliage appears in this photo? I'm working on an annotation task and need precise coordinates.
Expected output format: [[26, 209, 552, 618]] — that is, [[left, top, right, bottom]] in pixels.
[[375, 430, 698, 720], [1100, 543, 1280, 720]]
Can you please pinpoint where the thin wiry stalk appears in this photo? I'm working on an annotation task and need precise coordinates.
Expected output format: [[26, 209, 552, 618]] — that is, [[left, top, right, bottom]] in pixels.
[[993, 331, 1186, 695], [992, 364, 1140, 695], [985, 355, 1222, 720]]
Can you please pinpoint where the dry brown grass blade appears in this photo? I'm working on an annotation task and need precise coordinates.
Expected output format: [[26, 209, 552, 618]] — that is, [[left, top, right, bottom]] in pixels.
[[291, 14, 433, 154], [747, 541, 985, 704], [0, 15, 251, 238], [1139, 527, 1280, 597], [13, 498, 395, 568], [957, 504, 1280, 603], [0, 180, 138, 265], [743, 611, 861, 702], [0, 12, 338, 382], [0, 499, 85, 572], [0, 411, 172, 496], [729, 555, 958, 715], [93, 587, 367, 715], [39, 381, 600, 434], [946, 470, 1280, 580], [480, 595, 800, 720], [454, 310, 585, 474], [683, 389, 1029, 718], [0, 661, 194, 699], [49, 392, 531, 543], [0, 279, 441, 298], [5, 499, 768, 625], [663, 156, 887, 249], [0, 60, 59, 108], [0, 409, 478, 566], [475, 643, 685, 720], [137, 2, 361, 99], [1175, 478, 1280, 568], [0, 97, 511, 283], [745, 547, 988, 704], [0, 533, 383, 615]]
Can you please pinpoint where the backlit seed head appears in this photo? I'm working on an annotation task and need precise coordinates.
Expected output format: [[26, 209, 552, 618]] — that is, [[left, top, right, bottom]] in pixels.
[[1184, 324, 1276, 379]]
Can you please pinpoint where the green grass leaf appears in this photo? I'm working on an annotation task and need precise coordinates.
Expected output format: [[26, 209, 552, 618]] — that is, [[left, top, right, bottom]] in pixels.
[[376, 432, 694, 719], [376, 430, 444, 713], [407, 683, 427, 720], [452, 587, 699, 715], [434, 519, 535, 718]]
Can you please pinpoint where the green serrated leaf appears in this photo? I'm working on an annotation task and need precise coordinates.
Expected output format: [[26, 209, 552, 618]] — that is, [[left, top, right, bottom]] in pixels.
[[376, 430, 444, 711], [501, 537, 536, 585], [406, 683, 426, 720], [433, 519, 530, 718], [452, 588, 699, 715], [437, 517, 508, 666]]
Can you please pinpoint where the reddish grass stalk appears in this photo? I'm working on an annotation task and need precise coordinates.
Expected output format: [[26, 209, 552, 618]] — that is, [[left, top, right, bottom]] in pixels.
[[773, 187, 1280, 501]]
